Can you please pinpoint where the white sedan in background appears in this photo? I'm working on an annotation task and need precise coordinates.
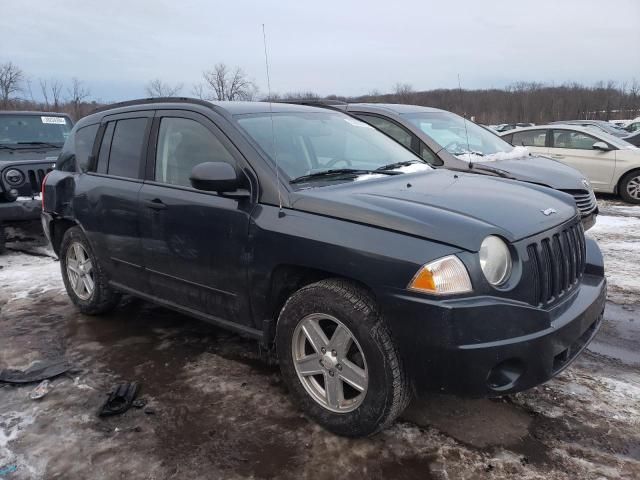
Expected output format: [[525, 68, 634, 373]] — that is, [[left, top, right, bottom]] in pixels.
[[501, 125, 640, 203]]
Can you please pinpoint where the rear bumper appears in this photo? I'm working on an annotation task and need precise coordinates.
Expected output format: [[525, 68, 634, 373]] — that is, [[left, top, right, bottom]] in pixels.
[[381, 238, 606, 397], [0, 198, 42, 224]]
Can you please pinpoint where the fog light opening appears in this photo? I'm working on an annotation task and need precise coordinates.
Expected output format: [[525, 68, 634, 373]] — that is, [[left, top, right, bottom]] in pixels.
[[487, 358, 525, 392]]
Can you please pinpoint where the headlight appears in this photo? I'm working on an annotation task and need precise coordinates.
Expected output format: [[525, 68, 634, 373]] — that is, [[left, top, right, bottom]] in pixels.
[[408, 255, 472, 295], [479, 236, 512, 286], [5, 168, 24, 186]]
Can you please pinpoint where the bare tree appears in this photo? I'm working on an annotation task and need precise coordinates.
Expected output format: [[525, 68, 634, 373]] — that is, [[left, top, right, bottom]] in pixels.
[[39, 79, 50, 107], [393, 82, 415, 103], [50, 79, 63, 109], [0, 62, 24, 106], [202, 63, 257, 101], [191, 82, 208, 100], [145, 78, 183, 98], [67, 78, 90, 120]]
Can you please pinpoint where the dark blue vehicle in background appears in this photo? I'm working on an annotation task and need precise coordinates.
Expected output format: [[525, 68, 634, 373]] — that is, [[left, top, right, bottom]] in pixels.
[[41, 98, 606, 436]]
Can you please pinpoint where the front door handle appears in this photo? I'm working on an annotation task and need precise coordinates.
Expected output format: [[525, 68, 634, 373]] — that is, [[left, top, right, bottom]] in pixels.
[[550, 154, 565, 159], [144, 198, 167, 210]]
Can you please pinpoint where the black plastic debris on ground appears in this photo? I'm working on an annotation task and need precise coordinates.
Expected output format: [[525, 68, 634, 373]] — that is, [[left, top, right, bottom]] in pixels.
[[98, 382, 140, 417], [0, 359, 71, 384]]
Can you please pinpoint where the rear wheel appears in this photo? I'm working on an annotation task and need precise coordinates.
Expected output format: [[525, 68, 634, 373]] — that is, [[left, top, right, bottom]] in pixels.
[[620, 170, 640, 204], [60, 226, 120, 314], [276, 279, 410, 437]]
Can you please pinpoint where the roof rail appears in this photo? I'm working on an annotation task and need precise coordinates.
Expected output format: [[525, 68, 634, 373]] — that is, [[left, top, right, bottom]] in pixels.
[[90, 97, 213, 115], [281, 99, 347, 107]]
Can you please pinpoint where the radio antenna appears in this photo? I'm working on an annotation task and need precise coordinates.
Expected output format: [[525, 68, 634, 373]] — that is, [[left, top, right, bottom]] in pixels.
[[262, 24, 283, 214], [458, 74, 473, 170]]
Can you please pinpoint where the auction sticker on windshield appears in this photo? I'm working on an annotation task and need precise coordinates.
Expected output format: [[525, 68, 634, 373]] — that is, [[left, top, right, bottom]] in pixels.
[[41, 116, 67, 124]]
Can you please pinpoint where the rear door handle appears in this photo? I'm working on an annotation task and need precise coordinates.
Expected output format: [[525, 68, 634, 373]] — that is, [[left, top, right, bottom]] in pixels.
[[144, 198, 167, 210]]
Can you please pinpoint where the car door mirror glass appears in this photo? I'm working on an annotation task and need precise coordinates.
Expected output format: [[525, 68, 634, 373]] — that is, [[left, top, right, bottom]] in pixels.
[[190, 162, 240, 192], [592, 141, 610, 151]]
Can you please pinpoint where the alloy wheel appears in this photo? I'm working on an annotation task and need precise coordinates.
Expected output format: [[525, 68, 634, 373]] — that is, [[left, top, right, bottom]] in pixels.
[[66, 242, 95, 300], [291, 313, 368, 413], [626, 175, 640, 200]]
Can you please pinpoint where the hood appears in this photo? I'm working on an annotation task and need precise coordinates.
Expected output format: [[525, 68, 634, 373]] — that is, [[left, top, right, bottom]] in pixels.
[[480, 154, 588, 190], [0, 147, 61, 165], [290, 169, 577, 251]]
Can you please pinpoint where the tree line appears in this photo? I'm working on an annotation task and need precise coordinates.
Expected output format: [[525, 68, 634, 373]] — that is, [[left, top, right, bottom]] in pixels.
[[2, 60, 638, 123], [348, 81, 640, 124]]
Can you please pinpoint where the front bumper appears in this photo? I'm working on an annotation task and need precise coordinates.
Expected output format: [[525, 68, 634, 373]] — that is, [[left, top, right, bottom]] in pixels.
[[581, 208, 597, 231], [0, 197, 42, 224], [381, 239, 606, 397]]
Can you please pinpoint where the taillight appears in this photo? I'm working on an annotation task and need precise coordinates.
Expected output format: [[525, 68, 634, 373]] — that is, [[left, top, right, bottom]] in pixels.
[[41, 172, 51, 211]]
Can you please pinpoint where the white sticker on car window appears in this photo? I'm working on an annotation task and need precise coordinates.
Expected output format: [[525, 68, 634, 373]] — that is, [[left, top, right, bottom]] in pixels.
[[41, 116, 67, 125]]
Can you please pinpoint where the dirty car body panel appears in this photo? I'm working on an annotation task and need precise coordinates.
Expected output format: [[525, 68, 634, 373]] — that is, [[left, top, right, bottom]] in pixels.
[[42, 99, 606, 399]]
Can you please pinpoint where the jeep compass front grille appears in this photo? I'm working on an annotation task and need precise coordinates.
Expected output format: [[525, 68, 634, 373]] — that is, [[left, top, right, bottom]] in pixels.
[[527, 220, 586, 306]]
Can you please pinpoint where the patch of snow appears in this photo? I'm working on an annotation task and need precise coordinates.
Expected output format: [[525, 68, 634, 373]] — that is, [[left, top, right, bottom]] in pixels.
[[15, 195, 41, 202], [0, 251, 64, 300], [353, 173, 387, 182], [587, 214, 640, 301], [392, 163, 432, 173], [456, 146, 530, 163]]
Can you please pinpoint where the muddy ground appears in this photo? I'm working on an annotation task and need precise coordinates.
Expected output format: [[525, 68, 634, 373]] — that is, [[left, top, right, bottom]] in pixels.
[[1, 197, 639, 479]]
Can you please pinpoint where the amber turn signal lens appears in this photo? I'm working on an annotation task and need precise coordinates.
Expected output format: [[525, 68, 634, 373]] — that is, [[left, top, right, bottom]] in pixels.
[[408, 255, 473, 295], [410, 268, 437, 291]]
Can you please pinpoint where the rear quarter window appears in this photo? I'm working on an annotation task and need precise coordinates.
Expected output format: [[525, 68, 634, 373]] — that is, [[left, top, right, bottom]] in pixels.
[[56, 123, 99, 172], [75, 124, 99, 172]]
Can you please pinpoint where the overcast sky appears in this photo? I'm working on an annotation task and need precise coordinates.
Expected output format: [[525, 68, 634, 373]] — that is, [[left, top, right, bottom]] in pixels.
[[2, 0, 639, 102]]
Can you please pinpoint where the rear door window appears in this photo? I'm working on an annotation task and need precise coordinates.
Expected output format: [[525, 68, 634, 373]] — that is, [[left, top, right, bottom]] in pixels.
[[96, 122, 115, 174], [107, 118, 148, 178], [511, 129, 547, 147]]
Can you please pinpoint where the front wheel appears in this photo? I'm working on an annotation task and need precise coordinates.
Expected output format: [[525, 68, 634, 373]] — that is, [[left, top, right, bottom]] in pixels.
[[276, 279, 411, 437], [60, 226, 121, 315], [620, 171, 640, 204]]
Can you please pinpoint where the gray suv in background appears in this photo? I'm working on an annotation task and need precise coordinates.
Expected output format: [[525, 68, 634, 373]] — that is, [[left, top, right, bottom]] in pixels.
[[297, 102, 598, 229]]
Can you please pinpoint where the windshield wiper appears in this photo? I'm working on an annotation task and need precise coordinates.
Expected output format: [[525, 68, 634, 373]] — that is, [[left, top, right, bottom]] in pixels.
[[375, 160, 425, 171], [0, 145, 18, 150], [289, 168, 400, 184], [17, 141, 61, 148], [469, 163, 515, 179], [452, 150, 485, 157]]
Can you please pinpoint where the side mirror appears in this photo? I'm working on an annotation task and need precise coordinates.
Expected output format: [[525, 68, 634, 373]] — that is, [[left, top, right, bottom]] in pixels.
[[592, 141, 611, 151], [190, 162, 242, 193]]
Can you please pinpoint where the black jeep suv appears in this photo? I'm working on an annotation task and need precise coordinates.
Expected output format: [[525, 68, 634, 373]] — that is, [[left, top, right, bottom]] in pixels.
[[0, 111, 73, 252], [42, 98, 606, 436]]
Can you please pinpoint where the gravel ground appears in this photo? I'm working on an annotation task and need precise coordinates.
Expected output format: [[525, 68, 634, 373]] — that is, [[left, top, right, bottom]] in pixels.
[[1, 198, 639, 479]]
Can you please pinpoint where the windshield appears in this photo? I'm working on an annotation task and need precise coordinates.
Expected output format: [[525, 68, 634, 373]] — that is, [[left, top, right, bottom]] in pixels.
[[402, 111, 519, 158], [235, 111, 427, 181], [584, 122, 629, 136], [0, 114, 72, 146]]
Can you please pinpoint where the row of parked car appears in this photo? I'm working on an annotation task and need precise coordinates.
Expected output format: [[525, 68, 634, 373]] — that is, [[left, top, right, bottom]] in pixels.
[[0, 99, 610, 436]]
